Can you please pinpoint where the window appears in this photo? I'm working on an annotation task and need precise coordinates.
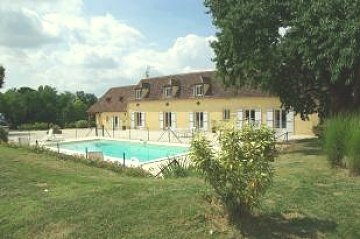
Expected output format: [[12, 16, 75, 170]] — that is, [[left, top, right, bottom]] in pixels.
[[164, 112, 172, 128], [245, 109, 256, 125], [135, 112, 143, 127], [163, 86, 172, 98], [223, 109, 230, 120], [135, 89, 142, 99], [114, 116, 119, 128], [195, 112, 204, 128], [193, 84, 204, 97], [274, 109, 287, 129]]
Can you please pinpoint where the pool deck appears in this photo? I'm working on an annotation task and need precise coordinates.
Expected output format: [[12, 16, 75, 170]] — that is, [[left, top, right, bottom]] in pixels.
[[8, 128, 316, 176]]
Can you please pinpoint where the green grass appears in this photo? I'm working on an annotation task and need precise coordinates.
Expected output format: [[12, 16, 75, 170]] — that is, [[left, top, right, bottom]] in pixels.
[[1, 140, 360, 238]]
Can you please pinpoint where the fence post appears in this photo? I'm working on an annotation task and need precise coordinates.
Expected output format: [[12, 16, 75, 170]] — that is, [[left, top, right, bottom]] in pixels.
[[101, 125, 105, 137], [57, 142, 60, 154], [123, 152, 126, 167], [95, 127, 98, 137], [85, 147, 88, 159]]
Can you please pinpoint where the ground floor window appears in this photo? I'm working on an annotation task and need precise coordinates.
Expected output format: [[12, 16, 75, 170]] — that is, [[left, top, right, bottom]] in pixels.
[[245, 109, 256, 125], [223, 109, 230, 120], [135, 112, 143, 127], [164, 112, 172, 128], [195, 112, 204, 128], [114, 116, 119, 128], [274, 109, 286, 129]]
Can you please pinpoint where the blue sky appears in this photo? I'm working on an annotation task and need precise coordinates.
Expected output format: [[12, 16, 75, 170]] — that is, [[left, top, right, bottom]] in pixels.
[[84, 0, 215, 49], [0, 0, 216, 96]]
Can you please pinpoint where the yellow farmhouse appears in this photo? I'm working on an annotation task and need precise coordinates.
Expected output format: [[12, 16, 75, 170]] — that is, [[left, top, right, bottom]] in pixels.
[[87, 71, 318, 136]]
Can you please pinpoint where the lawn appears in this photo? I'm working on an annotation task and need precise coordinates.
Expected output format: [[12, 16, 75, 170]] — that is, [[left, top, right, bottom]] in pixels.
[[0, 139, 359, 238]]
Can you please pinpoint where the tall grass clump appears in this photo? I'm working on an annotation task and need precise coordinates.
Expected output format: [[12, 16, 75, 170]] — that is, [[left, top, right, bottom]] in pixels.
[[345, 116, 360, 175], [323, 114, 360, 175], [323, 116, 349, 167]]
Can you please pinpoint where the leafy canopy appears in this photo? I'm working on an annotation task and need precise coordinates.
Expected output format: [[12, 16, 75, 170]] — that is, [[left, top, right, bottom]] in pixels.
[[0, 65, 4, 88], [205, 0, 360, 117]]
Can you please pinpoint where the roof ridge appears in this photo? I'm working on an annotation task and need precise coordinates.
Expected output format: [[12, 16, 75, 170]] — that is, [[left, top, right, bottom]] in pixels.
[[140, 70, 216, 81]]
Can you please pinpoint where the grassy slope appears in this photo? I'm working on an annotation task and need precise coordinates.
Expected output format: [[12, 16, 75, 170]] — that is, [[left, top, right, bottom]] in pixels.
[[0, 140, 359, 238]]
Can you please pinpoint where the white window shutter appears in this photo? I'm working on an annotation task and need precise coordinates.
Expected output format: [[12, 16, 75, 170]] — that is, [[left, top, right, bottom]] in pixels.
[[189, 112, 194, 129], [131, 112, 135, 128], [159, 112, 164, 129], [267, 109, 274, 128], [171, 112, 176, 129], [237, 109, 243, 128], [286, 111, 294, 136], [255, 108, 261, 127], [203, 112, 208, 131], [141, 112, 146, 127]]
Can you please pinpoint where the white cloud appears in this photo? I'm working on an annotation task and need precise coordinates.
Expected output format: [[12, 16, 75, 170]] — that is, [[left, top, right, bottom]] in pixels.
[[0, 0, 215, 96]]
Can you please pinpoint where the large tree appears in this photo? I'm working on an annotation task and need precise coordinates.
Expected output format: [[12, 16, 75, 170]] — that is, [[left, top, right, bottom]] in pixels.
[[0, 65, 5, 88], [205, 0, 360, 118]]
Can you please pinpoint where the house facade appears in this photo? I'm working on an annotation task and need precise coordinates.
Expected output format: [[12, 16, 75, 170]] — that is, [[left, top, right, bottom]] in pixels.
[[88, 71, 318, 136]]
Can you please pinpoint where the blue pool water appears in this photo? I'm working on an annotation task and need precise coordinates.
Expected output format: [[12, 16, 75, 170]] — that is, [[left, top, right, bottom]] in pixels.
[[59, 140, 189, 163]]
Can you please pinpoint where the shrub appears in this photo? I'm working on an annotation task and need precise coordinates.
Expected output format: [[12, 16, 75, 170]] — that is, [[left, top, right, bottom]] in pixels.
[[190, 125, 276, 216], [75, 120, 89, 128], [0, 127, 8, 143], [64, 122, 76, 128], [159, 157, 197, 178], [19, 122, 49, 131], [323, 117, 349, 167]]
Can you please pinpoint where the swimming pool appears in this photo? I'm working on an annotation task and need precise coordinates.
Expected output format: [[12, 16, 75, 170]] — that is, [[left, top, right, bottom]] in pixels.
[[57, 139, 189, 163]]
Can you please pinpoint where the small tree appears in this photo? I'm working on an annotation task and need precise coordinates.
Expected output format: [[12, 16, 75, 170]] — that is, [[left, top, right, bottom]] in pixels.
[[190, 125, 276, 216]]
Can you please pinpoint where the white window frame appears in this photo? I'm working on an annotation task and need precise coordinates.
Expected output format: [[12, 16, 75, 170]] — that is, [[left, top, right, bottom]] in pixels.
[[135, 89, 142, 99], [274, 109, 287, 129], [245, 109, 256, 125], [114, 116, 119, 128], [195, 112, 204, 128], [163, 86, 172, 98], [135, 112, 143, 127], [193, 84, 204, 97], [223, 109, 230, 120], [164, 112, 172, 128]]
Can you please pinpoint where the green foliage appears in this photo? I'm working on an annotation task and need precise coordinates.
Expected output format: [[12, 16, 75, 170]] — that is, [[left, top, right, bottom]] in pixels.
[[0, 127, 8, 143], [323, 114, 360, 175], [19, 122, 49, 131], [205, 0, 360, 117], [160, 157, 197, 178], [190, 125, 276, 216], [323, 117, 349, 166], [0, 86, 97, 128], [0, 65, 4, 88], [347, 127, 360, 175], [75, 120, 89, 128], [8, 143, 152, 178]]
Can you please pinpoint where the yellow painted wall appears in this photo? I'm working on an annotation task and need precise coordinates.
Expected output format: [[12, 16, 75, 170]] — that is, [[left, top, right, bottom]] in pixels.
[[125, 97, 319, 135], [96, 112, 129, 130], [294, 114, 319, 135]]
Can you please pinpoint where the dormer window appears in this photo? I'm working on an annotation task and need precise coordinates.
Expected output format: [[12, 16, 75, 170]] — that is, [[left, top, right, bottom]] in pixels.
[[163, 86, 172, 98], [119, 96, 124, 102], [135, 89, 142, 99], [106, 97, 111, 102], [193, 84, 204, 97]]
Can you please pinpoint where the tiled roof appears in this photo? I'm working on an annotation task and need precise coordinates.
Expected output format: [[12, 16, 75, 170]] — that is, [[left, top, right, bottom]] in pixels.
[[134, 70, 270, 100], [87, 85, 135, 113], [87, 71, 271, 113]]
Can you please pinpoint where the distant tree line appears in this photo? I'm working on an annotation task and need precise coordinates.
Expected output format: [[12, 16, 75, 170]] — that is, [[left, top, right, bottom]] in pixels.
[[0, 85, 97, 129]]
